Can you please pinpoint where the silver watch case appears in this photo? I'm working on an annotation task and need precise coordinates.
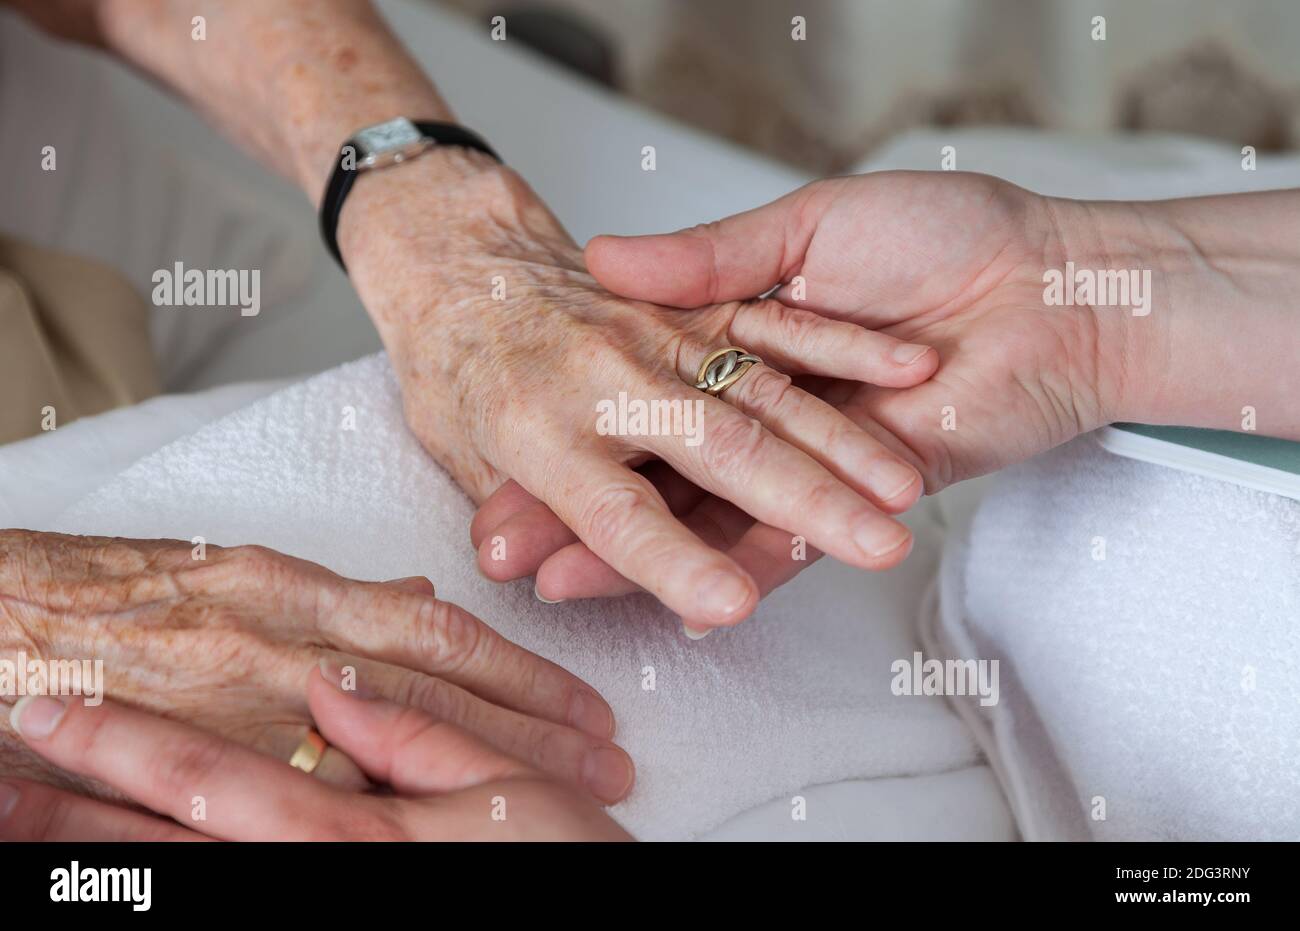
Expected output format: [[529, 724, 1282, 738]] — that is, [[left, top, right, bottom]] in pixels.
[[351, 117, 433, 170]]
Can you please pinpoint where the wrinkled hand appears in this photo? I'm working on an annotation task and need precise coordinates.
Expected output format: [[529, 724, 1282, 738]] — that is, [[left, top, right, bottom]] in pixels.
[[0, 665, 630, 841], [341, 155, 941, 632], [0, 530, 633, 804], [474, 172, 1136, 619]]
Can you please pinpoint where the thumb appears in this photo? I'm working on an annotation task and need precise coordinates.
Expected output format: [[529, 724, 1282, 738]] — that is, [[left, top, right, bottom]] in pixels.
[[584, 182, 826, 307], [310, 661, 532, 795]]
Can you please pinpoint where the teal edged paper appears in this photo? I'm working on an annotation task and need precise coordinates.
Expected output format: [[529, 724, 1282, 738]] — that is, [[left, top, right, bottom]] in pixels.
[[1094, 424, 1300, 501]]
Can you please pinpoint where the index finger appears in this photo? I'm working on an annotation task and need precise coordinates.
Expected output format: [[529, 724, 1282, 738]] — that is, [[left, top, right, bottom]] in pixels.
[[540, 455, 759, 628]]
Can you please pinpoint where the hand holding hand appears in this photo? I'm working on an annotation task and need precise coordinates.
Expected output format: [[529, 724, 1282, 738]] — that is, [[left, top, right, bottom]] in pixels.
[[585, 171, 1134, 488], [343, 155, 940, 631], [470, 171, 1163, 619], [0, 664, 631, 841], [0, 530, 632, 803]]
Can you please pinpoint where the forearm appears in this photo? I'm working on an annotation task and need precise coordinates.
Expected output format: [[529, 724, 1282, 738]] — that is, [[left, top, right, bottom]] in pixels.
[[1066, 191, 1300, 439], [6, 0, 564, 429], [81, 0, 452, 202], [86, 0, 519, 342]]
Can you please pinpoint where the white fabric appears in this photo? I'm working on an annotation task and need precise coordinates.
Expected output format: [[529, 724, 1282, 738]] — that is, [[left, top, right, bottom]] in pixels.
[[705, 765, 1017, 841], [927, 438, 1300, 840], [0, 380, 286, 531], [50, 354, 982, 841]]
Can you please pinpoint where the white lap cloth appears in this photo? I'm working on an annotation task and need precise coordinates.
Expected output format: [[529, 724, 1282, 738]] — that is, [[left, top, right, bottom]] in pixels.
[[927, 438, 1300, 840], [51, 354, 983, 840]]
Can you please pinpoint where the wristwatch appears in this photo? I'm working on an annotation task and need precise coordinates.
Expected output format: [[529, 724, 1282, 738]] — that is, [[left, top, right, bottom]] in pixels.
[[318, 116, 501, 271]]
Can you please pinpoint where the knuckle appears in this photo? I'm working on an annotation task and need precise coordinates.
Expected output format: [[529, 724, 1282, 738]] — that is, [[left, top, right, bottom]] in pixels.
[[799, 476, 848, 515], [576, 479, 653, 550], [768, 302, 820, 353], [397, 672, 470, 725], [524, 719, 576, 775], [732, 365, 795, 414], [822, 416, 860, 464], [699, 414, 765, 480], [224, 544, 295, 588], [144, 732, 230, 802], [230, 544, 279, 566], [662, 330, 690, 377], [412, 599, 484, 675]]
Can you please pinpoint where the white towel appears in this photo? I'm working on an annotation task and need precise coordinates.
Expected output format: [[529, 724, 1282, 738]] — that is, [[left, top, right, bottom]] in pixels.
[[926, 436, 1300, 841], [52, 353, 979, 840]]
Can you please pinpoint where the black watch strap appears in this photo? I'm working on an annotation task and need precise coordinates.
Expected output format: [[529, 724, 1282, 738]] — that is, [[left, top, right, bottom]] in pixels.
[[318, 120, 501, 272]]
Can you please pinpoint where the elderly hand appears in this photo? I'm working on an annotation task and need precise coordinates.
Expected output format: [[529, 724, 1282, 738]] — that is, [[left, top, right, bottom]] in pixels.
[[469, 172, 1147, 618], [340, 152, 940, 633], [0, 530, 633, 804], [0, 663, 631, 841]]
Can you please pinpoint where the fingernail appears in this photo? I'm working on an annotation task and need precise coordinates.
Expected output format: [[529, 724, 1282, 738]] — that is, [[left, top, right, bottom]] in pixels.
[[0, 781, 19, 819], [568, 690, 615, 739], [534, 583, 564, 605], [10, 695, 67, 739], [853, 520, 912, 560], [695, 570, 752, 621], [318, 656, 377, 700], [892, 343, 931, 365], [683, 624, 712, 641], [871, 460, 919, 502], [582, 746, 634, 803]]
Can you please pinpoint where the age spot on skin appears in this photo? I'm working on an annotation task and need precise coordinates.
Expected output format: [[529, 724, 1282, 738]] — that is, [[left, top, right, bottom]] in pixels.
[[334, 47, 358, 72]]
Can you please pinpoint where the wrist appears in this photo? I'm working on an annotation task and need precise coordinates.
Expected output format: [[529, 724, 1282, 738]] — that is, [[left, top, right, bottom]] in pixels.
[[1039, 196, 1161, 428], [277, 84, 456, 203], [1074, 193, 1300, 435], [250, 3, 457, 199], [337, 152, 577, 349]]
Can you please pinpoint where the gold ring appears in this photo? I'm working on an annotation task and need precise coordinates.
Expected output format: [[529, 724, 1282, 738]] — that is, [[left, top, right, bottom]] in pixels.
[[694, 346, 763, 396], [289, 729, 328, 775]]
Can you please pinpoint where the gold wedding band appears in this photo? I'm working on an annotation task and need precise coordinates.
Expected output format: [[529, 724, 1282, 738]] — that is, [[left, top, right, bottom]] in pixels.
[[289, 729, 328, 775], [694, 346, 763, 396]]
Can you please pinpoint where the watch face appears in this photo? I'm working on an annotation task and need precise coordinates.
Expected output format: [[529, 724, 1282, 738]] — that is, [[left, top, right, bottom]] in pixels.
[[354, 118, 423, 159]]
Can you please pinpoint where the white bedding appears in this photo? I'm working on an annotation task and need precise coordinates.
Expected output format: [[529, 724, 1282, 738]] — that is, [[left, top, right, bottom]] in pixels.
[[929, 439, 1300, 841], [46, 353, 991, 840]]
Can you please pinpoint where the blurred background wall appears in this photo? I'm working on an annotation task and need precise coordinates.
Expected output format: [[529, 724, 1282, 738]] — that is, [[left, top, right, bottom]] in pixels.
[[437, 0, 1300, 172]]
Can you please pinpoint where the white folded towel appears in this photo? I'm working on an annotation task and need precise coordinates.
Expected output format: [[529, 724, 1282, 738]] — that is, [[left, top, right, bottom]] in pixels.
[[926, 436, 1300, 840], [53, 353, 979, 839]]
